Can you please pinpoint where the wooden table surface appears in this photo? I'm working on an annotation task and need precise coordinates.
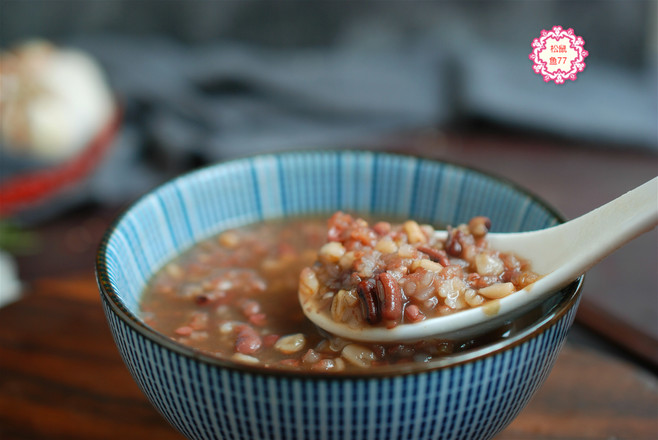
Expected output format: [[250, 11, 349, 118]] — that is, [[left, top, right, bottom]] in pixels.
[[1, 131, 656, 439]]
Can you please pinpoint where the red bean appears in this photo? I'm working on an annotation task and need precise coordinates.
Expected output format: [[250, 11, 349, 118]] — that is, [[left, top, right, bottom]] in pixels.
[[235, 326, 262, 354], [417, 246, 450, 266], [194, 294, 210, 306], [445, 229, 463, 257], [174, 325, 193, 336], [357, 279, 381, 324], [376, 272, 402, 324], [467, 273, 486, 289], [248, 313, 267, 327], [263, 334, 280, 348], [404, 304, 425, 323], [501, 269, 519, 283]]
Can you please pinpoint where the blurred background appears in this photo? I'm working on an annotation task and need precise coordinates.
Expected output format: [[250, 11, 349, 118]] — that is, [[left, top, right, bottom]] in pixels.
[[2, 1, 656, 205], [1, 1, 657, 438], [1, 0, 657, 375]]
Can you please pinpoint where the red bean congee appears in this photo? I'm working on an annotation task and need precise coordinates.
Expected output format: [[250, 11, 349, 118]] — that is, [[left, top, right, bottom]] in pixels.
[[140, 213, 540, 372], [299, 212, 539, 329]]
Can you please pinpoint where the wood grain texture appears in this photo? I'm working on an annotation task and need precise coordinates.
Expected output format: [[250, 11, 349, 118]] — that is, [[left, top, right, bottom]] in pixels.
[[576, 298, 658, 372], [502, 346, 658, 440], [0, 276, 656, 440], [0, 277, 183, 440]]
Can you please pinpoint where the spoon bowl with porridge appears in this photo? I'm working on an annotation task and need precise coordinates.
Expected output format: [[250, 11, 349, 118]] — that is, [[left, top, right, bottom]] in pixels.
[[299, 178, 657, 342]]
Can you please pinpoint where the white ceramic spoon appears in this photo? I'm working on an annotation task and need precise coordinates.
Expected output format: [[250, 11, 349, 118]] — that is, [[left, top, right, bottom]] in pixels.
[[300, 177, 658, 342]]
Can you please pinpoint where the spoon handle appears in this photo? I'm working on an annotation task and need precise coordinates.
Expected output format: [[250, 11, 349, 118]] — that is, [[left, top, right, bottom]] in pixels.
[[557, 176, 656, 274], [495, 177, 658, 287]]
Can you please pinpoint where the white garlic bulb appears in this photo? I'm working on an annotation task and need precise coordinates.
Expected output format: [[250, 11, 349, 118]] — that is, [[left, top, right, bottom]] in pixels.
[[0, 40, 114, 161]]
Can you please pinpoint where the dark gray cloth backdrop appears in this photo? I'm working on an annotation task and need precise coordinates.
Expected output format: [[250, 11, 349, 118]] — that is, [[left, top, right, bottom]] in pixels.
[[1, 1, 656, 218]]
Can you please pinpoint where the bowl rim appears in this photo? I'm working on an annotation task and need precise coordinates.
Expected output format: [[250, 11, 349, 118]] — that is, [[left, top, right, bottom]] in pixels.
[[96, 149, 584, 379]]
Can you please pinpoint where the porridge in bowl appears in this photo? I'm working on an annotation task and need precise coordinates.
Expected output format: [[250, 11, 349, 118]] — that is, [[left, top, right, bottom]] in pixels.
[[141, 213, 540, 372]]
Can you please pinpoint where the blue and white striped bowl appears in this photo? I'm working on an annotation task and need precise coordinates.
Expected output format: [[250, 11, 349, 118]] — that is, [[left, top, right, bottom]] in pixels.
[[97, 151, 583, 440]]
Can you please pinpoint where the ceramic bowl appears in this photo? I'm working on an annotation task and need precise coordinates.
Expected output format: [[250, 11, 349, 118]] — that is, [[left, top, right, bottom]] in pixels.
[[96, 150, 583, 440]]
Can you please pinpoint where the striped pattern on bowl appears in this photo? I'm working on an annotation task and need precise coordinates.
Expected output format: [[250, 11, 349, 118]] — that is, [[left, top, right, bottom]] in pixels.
[[97, 151, 581, 440]]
